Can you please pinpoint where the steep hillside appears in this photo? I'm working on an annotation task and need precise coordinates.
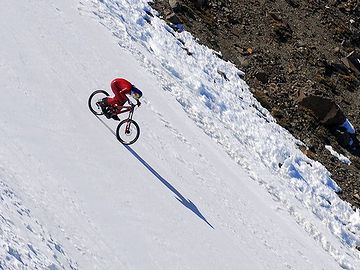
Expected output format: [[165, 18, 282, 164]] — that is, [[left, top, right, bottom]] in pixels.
[[1, 0, 360, 269], [151, 0, 360, 208]]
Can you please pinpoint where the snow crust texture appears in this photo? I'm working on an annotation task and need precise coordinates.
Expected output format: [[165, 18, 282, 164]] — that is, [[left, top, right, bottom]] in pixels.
[[81, 0, 360, 267], [0, 0, 360, 269], [0, 175, 77, 270]]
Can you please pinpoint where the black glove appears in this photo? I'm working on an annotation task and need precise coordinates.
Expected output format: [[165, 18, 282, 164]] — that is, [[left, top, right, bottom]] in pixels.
[[137, 100, 141, 107]]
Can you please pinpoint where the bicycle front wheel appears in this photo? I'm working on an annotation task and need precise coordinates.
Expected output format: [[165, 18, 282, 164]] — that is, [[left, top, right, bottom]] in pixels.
[[116, 119, 140, 145]]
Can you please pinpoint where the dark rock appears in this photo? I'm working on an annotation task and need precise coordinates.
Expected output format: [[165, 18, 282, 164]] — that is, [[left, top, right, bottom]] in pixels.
[[342, 51, 360, 75], [332, 63, 351, 75], [272, 20, 293, 42], [192, 0, 208, 9], [255, 71, 269, 84], [285, 0, 300, 8], [271, 107, 284, 118], [297, 92, 346, 126], [166, 12, 182, 25], [333, 129, 352, 148]]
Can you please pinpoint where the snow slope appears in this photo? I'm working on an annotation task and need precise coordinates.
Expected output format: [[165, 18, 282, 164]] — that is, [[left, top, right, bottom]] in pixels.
[[0, 0, 359, 269]]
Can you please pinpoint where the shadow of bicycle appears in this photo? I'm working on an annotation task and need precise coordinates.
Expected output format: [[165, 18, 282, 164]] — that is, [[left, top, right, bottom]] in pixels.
[[95, 116, 214, 229]]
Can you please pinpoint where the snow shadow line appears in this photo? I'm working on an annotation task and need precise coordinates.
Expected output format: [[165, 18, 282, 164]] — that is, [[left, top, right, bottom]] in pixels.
[[95, 116, 214, 229]]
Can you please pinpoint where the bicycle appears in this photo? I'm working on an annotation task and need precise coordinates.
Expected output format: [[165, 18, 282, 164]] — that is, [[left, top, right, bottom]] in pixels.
[[88, 90, 140, 145]]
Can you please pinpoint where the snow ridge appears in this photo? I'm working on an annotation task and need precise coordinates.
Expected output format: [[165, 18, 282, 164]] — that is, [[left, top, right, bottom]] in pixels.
[[80, 0, 360, 268]]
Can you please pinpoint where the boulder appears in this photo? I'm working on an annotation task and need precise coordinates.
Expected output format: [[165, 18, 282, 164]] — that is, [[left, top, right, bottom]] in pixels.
[[297, 91, 346, 126]]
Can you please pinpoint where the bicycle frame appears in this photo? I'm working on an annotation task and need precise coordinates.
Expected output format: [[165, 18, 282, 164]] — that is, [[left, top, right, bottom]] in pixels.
[[115, 103, 136, 134], [116, 104, 135, 119]]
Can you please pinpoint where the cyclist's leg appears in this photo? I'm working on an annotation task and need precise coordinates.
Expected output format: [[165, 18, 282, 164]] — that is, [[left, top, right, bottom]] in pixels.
[[111, 99, 123, 120], [106, 96, 118, 106], [110, 80, 125, 101], [113, 99, 127, 114], [106, 98, 125, 121], [99, 97, 117, 118]]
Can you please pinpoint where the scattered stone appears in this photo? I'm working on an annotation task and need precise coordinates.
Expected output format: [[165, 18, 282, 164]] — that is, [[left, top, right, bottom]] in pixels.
[[285, 0, 300, 8], [169, 0, 182, 10], [342, 51, 360, 75], [255, 71, 269, 84], [237, 56, 250, 68], [332, 63, 350, 75], [295, 40, 306, 48], [271, 107, 284, 118], [166, 12, 182, 25], [247, 47, 254, 54], [272, 20, 293, 42], [193, 0, 208, 9], [252, 89, 271, 110]]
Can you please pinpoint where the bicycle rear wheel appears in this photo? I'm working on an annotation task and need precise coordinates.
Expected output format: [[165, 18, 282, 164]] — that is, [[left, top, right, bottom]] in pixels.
[[88, 90, 110, 115], [116, 119, 140, 145]]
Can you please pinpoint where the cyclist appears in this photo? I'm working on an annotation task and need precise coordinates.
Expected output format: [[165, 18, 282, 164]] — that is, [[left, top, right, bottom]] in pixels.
[[100, 78, 142, 120]]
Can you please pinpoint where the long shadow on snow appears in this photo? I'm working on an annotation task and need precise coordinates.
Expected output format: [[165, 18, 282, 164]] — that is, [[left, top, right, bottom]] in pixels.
[[95, 116, 214, 229]]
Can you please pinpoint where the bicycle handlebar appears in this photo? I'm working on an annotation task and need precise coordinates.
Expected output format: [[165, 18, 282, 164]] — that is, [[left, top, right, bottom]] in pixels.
[[126, 96, 140, 108]]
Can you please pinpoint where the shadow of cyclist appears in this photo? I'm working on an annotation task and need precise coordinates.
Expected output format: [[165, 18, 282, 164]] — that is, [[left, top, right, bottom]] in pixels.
[[95, 115, 214, 229]]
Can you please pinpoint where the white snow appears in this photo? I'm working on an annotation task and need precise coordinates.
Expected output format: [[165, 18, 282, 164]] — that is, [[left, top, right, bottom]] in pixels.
[[325, 145, 352, 165], [0, 0, 359, 269]]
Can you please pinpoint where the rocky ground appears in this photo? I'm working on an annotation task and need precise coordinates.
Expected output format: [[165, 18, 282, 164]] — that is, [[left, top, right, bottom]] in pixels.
[[150, 0, 360, 209]]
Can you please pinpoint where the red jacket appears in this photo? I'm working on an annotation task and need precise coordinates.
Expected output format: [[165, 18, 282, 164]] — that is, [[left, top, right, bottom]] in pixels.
[[107, 78, 133, 106]]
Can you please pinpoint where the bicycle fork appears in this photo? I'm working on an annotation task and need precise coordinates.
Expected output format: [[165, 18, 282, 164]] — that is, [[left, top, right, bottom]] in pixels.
[[125, 108, 135, 134]]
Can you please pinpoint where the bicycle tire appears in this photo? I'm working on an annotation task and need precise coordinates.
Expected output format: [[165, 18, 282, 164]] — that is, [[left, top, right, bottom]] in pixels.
[[88, 90, 110, 115], [116, 119, 140, 145]]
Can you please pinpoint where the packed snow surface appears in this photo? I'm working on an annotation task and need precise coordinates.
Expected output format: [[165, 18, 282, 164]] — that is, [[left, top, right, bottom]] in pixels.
[[0, 0, 359, 269]]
